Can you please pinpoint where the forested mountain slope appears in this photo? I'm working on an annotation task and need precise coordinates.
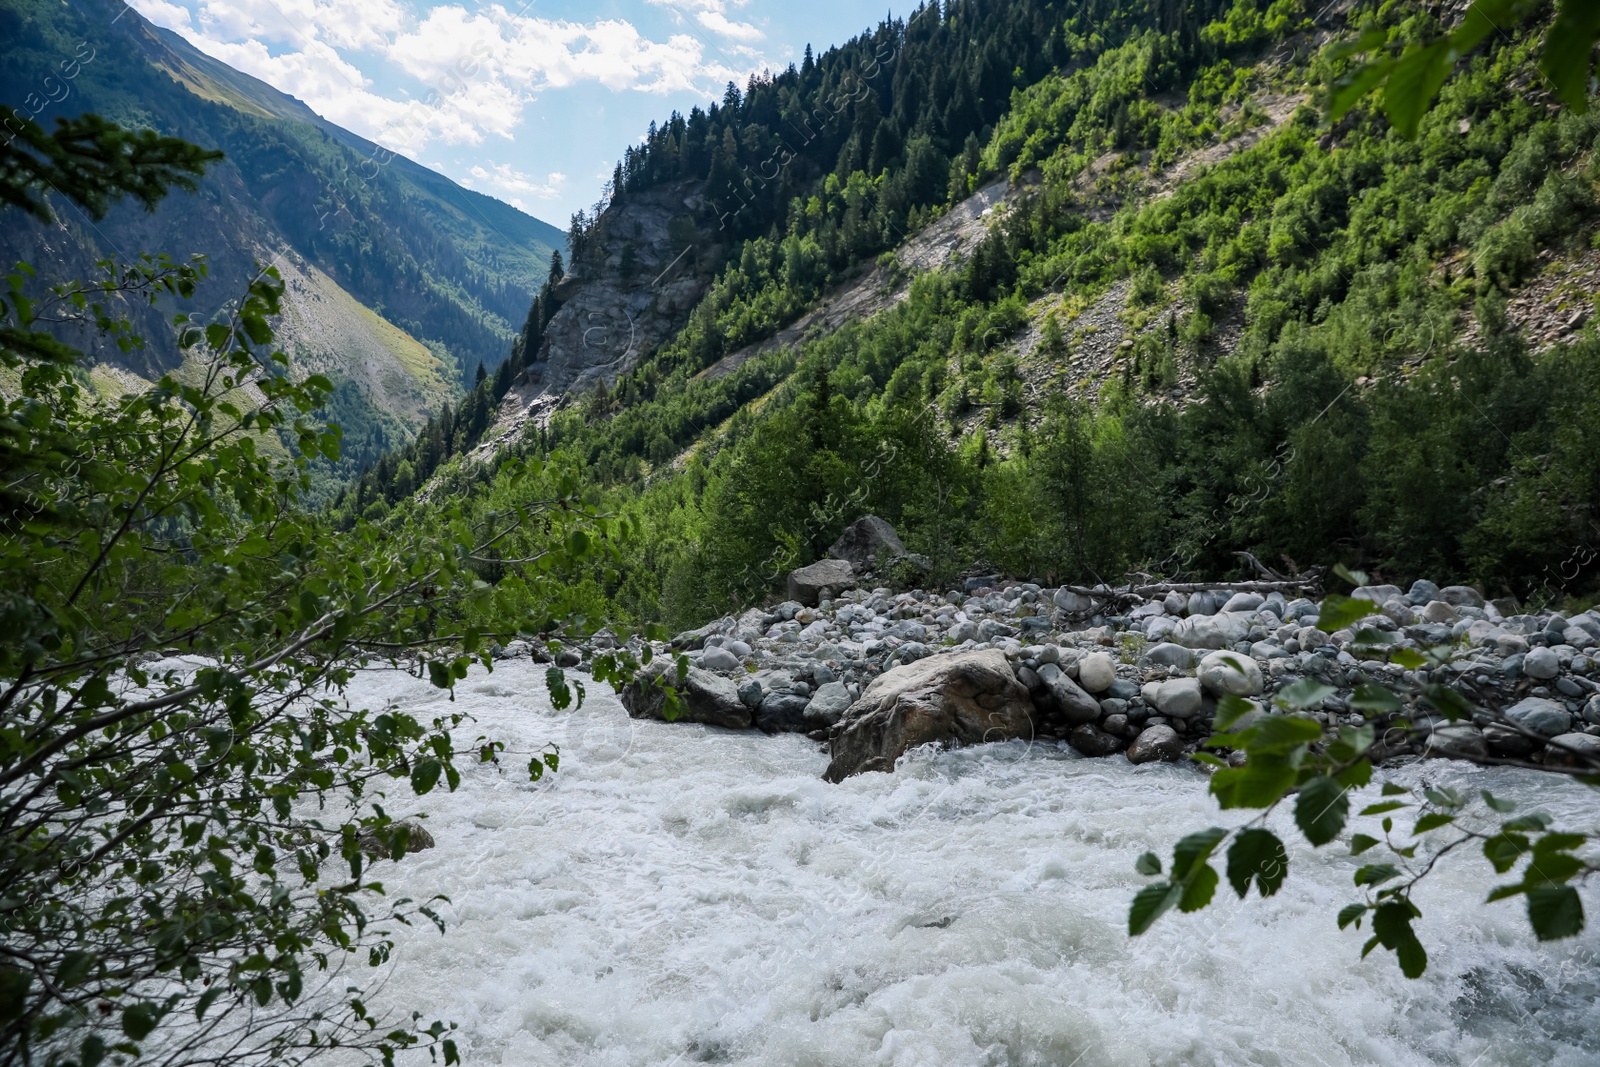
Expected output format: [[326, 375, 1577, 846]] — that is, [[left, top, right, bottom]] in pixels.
[[351, 0, 1600, 634], [0, 0, 564, 473]]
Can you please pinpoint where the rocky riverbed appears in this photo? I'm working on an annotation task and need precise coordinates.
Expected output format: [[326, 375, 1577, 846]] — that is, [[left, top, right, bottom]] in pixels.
[[497, 516, 1600, 780]]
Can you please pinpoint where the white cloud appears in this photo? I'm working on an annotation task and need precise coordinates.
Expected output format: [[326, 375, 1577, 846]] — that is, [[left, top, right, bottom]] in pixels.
[[648, 0, 763, 43], [469, 163, 566, 200], [130, 0, 757, 158], [132, 0, 195, 32]]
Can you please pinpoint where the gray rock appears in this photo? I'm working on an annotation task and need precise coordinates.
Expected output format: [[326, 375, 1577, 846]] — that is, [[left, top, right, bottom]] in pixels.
[[1284, 598, 1318, 620], [1107, 679, 1140, 700], [756, 691, 811, 732], [804, 681, 854, 728], [1438, 585, 1486, 608], [1406, 579, 1441, 606], [1522, 646, 1560, 680], [1077, 651, 1118, 693], [1162, 591, 1188, 615], [699, 646, 741, 671], [1171, 612, 1251, 650], [787, 559, 857, 606], [1583, 695, 1600, 727], [1197, 650, 1265, 696], [1068, 723, 1125, 757], [823, 650, 1036, 781], [1544, 732, 1600, 768], [1186, 591, 1219, 617], [1484, 723, 1537, 759], [1053, 588, 1098, 614], [1141, 642, 1196, 669], [1221, 592, 1265, 613], [1127, 725, 1185, 764], [1151, 677, 1204, 719], [621, 662, 754, 730], [1506, 697, 1573, 738], [1352, 584, 1403, 603], [827, 515, 906, 571], [1047, 670, 1103, 725], [1426, 724, 1486, 760], [1420, 600, 1459, 624], [737, 679, 765, 708], [894, 642, 933, 664]]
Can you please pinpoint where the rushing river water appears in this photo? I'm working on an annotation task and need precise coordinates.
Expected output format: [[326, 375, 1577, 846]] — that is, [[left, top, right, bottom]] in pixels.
[[346, 660, 1600, 1066]]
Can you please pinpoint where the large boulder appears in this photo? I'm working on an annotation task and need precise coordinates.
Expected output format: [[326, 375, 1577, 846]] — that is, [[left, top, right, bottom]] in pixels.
[[1068, 723, 1125, 757], [1196, 650, 1264, 697], [755, 690, 811, 732], [620, 661, 754, 730], [786, 558, 857, 606], [1170, 612, 1252, 650], [804, 682, 854, 729], [1037, 663, 1101, 724], [1127, 725, 1184, 764], [824, 650, 1035, 781], [827, 515, 907, 571], [1076, 652, 1118, 693], [1505, 697, 1572, 738]]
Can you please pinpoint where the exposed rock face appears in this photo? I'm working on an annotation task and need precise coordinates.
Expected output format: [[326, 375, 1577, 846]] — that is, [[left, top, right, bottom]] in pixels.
[[620, 661, 753, 730], [787, 559, 857, 606], [824, 650, 1035, 781], [827, 515, 907, 570], [523, 179, 721, 398]]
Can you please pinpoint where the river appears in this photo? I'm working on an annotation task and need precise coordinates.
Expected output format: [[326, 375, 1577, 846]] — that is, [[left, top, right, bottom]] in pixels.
[[346, 659, 1600, 1066]]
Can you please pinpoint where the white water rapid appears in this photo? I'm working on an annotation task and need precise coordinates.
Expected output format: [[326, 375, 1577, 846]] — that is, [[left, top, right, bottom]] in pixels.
[[346, 660, 1600, 1066]]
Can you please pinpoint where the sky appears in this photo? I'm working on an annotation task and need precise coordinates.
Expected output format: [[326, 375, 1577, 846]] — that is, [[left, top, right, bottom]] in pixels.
[[128, 0, 907, 228]]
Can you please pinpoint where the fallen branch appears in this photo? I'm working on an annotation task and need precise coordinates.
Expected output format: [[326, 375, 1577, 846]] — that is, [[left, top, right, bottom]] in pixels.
[[1058, 572, 1322, 604]]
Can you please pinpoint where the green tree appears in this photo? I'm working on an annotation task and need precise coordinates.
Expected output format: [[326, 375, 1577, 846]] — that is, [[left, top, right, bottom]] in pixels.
[[0, 115, 639, 1067]]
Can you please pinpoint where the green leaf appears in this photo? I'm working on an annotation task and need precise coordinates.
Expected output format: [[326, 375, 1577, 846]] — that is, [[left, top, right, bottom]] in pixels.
[[1275, 678, 1335, 710], [1383, 40, 1452, 138], [1213, 693, 1259, 730], [1390, 647, 1426, 670], [1350, 833, 1381, 856], [1337, 903, 1368, 929], [426, 660, 451, 689], [1328, 57, 1394, 123], [1209, 752, 1299, 809], [1482, 832, 1530, 874], [1381, 782, 1409, 796], [1354, 863, 1401, 887], [566, 529, 591, 556], [1540, 0, 1600, 111], [1134, 851, 1162, 876], [1179, 862, 1219, 912], [1481, 790, 1516, 814], [1371, 900, 1427, 978], [410, 759, 442, 796], [1317, 595, 1372, 633], [1226, 828, 1289, 899], [1349, 685, 1402, 713], [1527, 885, 1585, 940], [1128, 880, 1182, 935], [1360, 800, 1408, 816], [1413, 813, 1455, 835], [122, 1002, 159, 1040], [1295, 775, 1349, 846], [1171, 827, 1228, 880]]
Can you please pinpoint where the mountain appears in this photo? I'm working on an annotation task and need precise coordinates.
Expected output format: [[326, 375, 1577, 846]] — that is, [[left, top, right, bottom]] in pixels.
[[348, 0, 1600, 628], [0, 0, 565, 473]]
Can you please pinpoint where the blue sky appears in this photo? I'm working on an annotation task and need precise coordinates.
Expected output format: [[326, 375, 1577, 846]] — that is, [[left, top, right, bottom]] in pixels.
[[128, 0, 906, 228]]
